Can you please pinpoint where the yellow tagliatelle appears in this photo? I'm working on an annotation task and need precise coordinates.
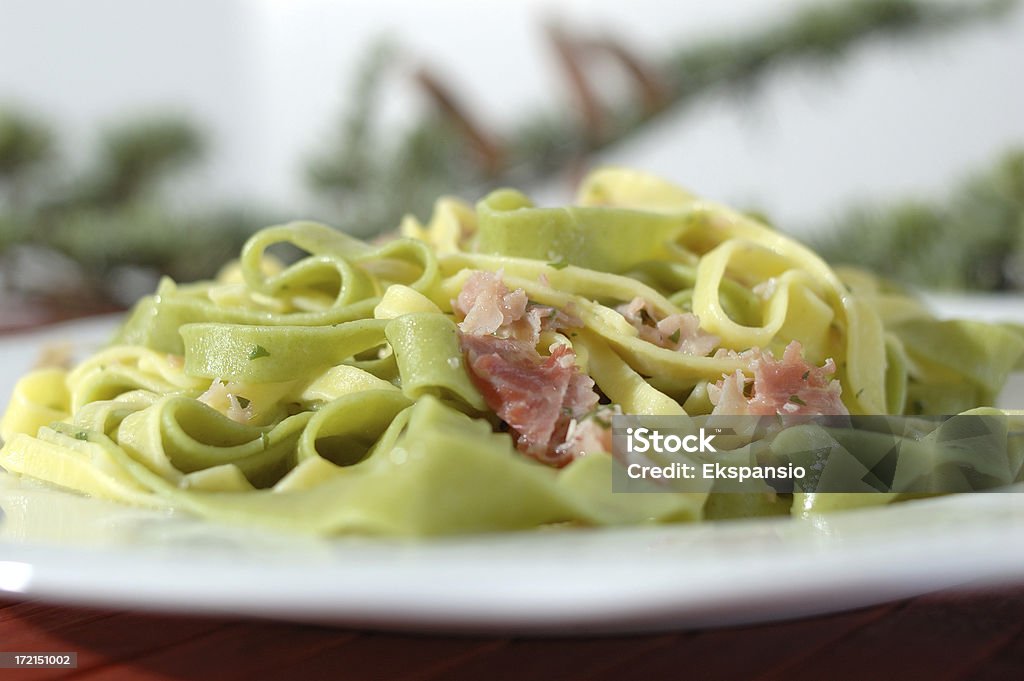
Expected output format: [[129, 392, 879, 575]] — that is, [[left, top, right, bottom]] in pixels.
[[1, 167, 1023, 535]]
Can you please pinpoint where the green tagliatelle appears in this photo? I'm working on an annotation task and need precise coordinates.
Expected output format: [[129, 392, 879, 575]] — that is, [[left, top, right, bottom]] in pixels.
[[1, 168, 1023, 535]]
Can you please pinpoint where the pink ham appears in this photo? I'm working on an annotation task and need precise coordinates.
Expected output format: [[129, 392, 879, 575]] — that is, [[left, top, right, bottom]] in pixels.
[[708, 341, 848, 416], [462, 336, 597, 466], [617, 296, 719, 356], [455, 270, 580, 346], [455, 270, 529, 338], [554, 405, 618, 460], [455, 270, 599, 467]]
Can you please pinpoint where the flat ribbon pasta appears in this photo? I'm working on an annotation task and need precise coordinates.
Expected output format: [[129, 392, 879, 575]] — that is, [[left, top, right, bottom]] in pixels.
[[2, 167, 1022, 534]]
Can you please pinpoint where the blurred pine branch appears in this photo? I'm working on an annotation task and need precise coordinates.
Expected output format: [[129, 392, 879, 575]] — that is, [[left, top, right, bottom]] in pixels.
[[0, 110, 53, 180], [78, 118, 204, 207], [0, 109, 55, 216], [1, 0, 1021, 307], [308, 0, 1019, 238], [811, 149, 1024, 291], [0, 112, 270, 305]]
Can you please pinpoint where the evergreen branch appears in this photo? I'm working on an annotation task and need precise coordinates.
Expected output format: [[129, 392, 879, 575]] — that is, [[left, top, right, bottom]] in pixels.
[[810, 149, 1024, 291], [667, 0, 1015, 93], [306, 40, 397, 194], [307, 0, 1019, 238], [76, 117, 205, 206], [0, 109, 55, 215], [0, 109, 54, 181]]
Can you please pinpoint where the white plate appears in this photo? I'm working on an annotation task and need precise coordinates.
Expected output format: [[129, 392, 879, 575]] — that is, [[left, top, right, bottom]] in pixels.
[[1, 305, 1023, 634]]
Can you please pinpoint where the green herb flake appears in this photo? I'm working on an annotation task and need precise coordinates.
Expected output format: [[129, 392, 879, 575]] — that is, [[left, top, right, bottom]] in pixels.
[[235, 396, 251, 409], [548, 258, 570, 270], [788, 395, 807, 406], [248, 345, 270, 360], [801, 370, 810, 381], [668, 329, 681, 344], [856, 388, 865, 398], [74, 431, 89, 441]]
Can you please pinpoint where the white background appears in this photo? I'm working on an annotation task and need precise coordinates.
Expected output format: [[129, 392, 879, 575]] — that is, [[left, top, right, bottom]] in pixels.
[[1, 0, 1022, 234]]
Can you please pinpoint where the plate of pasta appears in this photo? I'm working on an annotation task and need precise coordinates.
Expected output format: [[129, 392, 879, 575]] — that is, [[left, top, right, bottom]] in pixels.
[[1, 167, 1023, 632]]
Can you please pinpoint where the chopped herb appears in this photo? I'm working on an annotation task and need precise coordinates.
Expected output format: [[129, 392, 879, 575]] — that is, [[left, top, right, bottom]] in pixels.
[[548, 258, 570, 270], [74, 430, 89, 441], [570, 332, 578, 337], [248, 345, 270, 360], [856, 388, 865, 398], [668, 329, 681, 344], [911, 400, 925, 414], [639, 308, 655, 326], [801, 370, 810, 381], [235, 396, 251, 409], [788, 395, 807, 406]]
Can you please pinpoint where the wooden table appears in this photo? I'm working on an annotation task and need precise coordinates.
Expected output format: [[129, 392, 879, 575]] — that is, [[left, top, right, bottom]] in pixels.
[[3, 299, 1024, 680], [3, 587, 1024, 680]]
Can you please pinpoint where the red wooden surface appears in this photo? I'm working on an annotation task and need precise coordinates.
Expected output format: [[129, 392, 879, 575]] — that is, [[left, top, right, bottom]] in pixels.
[[3, 296, 1024, 680], [3, 587, 1024, 680]]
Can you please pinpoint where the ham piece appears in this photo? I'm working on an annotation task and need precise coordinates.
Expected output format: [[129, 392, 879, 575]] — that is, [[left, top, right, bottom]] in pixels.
[[455, 271, 601, 467], [554, 404, 619, 461], [455, 269, 529, 338], [708, 341, 848, 416], [617, 297, 719, 356], [455, 269, 578, 346]]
